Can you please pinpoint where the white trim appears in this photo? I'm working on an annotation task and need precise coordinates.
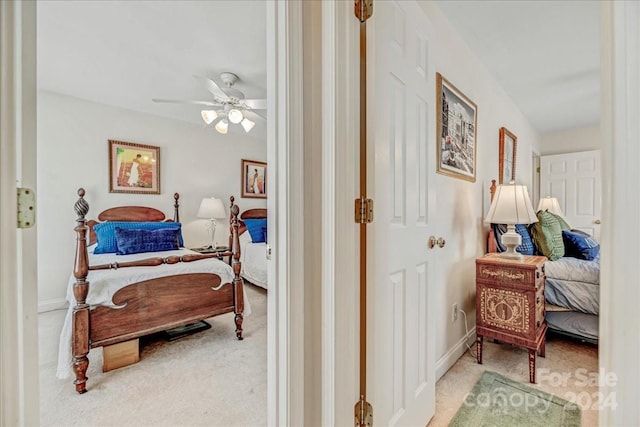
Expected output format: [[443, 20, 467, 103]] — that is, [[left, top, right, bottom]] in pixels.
[[435, 327, 476, 381], [599, 1, 640, 425], [322, 1, 361, 424], [38, 298, 68, 313], [266, 1, 304, 425]]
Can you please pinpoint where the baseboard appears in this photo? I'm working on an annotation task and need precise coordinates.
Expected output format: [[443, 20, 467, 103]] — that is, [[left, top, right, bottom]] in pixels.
[[436, 326, 476, 381], [38, 298, 68, 313]]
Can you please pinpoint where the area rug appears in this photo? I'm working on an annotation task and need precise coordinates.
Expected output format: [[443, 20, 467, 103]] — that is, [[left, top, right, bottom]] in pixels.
[[449, 371, 581, 427]]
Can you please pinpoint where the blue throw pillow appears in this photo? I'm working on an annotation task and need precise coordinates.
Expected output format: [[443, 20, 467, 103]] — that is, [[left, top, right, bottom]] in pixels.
[[94, 221, 184, 254], [243, 218, 267, 243], [562, 230, 600, 260], [114, 227, 180, 255], [491, 223, 535, 255]]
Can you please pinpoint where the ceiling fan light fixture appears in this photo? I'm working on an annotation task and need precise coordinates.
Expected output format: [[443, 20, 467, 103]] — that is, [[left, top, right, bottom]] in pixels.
[[241, 118, 255, 133], [215, 119, 229, 134], [228, 108, 244, 124], [201, 110, 218, 125]]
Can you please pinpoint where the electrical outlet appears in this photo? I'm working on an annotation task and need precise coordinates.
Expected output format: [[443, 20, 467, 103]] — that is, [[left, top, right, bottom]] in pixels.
[[452, 303, 458, 323]]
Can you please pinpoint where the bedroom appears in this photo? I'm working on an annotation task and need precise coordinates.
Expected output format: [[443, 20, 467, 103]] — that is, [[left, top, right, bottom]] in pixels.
[[3, 0, 640, 427]]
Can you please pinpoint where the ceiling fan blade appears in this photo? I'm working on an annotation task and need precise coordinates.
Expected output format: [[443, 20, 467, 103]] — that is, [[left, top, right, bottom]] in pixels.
[[152, 98, 221, 107], [244, 109, 266, 121], [243, 99, 267, 110], [193, 75, 230, 100]]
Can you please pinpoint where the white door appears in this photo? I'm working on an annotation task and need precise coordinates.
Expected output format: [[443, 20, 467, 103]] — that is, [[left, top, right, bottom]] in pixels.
[[540, 150, 601, 240], [368, 1, 436, 424]]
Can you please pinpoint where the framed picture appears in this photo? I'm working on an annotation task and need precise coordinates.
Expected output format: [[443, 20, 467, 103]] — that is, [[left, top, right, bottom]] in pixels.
[[436, 72, 478, 182], [109, 140, 160, 194], [499, 127, 517, 184], [241, 159, 267, 198]]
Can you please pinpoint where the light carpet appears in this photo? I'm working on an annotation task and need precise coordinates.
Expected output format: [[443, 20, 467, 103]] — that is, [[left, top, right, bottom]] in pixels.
[[449, 371, 581, 427], [39, 284, 267, 427]]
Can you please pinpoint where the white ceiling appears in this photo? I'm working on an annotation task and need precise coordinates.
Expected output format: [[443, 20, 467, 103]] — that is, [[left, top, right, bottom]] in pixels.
[[38, 1, 599, 137], [436, 0, 600, 135], [37, 0, 267, 138]]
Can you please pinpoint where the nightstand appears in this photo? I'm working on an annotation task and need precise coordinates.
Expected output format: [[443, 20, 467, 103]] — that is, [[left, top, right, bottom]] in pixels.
[[189, 246, 231, 262], [475, 253, 547, 383]]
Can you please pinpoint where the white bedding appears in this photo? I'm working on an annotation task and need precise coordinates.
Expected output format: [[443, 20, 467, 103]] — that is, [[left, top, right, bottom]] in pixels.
[[240, 232, 268, 289], [544, 256, 600, 285], [57, 247, 250, 379]]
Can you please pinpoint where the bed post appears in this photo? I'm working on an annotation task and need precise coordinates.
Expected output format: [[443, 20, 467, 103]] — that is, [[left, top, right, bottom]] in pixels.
[[173, 192, 180, 222], [229, 196, 244, 340], [487, 179, 498, 253], [72, 188, 91, 393]]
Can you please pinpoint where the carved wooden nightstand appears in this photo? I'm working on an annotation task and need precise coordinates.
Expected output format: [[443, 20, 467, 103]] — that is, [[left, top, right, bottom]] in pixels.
[[475, 253, 547, 383]]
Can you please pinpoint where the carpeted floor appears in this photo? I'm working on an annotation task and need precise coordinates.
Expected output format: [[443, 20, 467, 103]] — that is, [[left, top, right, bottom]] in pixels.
[[39, 284, 267, 427], [429, 335, 599, 427]]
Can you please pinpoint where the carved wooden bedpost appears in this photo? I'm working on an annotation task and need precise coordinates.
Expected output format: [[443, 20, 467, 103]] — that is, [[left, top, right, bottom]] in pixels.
[[229, 196, 244, 340], [173, 192, 180, 223], [490, 179, 497, 202], [72, 188, 91, 393]]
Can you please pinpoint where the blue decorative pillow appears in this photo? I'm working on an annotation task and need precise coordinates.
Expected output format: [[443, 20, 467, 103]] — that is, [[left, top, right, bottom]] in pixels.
[[491, 223, 535, 255], [94, 221, 183, 254], [243, 218, 267, 243], [562, 230, 600, 260], [114, 227, 180, 255]]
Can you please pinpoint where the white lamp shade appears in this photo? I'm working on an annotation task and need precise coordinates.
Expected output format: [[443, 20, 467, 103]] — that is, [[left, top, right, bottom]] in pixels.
[[215, 119, 229, 134], [201, 110, 218, 125], [485, 183, 538, 225], [537, 196, 564, 217], [227, 108, 244, 124], [197, 197, 226, 219], [241, 117, 255, 132]]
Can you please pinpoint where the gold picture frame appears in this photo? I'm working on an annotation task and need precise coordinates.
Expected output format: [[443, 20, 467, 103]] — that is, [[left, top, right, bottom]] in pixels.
[[436, 72, 478, 182], [499, 127, 517, 184], [241, 159, 267, 199], [109, 140, 160, 194]]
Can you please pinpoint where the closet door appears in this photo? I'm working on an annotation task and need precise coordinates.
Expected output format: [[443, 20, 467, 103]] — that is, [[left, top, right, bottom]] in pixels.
[[540, 150, 601, 240]]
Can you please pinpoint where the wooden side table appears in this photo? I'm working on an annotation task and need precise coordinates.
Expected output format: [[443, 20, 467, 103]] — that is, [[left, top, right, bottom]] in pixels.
[[475, 253, 547, 383]]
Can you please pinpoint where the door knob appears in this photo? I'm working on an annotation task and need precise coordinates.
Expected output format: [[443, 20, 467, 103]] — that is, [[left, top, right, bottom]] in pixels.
[[594, 219, 601, 225], [428, 236, 436, 249], [437, 237, 446, 248]]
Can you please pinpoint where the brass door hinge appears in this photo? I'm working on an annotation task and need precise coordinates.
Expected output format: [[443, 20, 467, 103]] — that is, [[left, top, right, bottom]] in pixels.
[[355, 0, 373, 22], [355, 198, 374, 224], [17, 187, 35, 228], [355, 396, 373, 426]]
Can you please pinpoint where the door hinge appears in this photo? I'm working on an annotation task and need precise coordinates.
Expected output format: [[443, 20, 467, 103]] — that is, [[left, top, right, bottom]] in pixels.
[[17, 187, 35, 228], [536, 166, 540, 173], [355, 0, 373, 22], [355, 198, 374, 224], [355, 396, 373, 427]]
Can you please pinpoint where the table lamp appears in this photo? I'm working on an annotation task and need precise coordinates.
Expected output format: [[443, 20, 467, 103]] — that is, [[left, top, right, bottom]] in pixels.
[[485, 183, 538, 260], [197, 197, 226, 249], [537, 196, 564, 218]]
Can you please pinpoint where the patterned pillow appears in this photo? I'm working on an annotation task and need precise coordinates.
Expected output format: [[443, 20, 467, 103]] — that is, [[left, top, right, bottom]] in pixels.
[[529, 211, 565, 260], [491, 223, 535, 255], [562, 230, 600, 260], [114, 227, 180, 255], [94, 221, 183, 254], [546, 211, 571, 231], [243, 218, 267, 243]]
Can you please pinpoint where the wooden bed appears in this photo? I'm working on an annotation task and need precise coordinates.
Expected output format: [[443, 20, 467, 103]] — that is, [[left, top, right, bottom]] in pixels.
[[70, 189, 244, 394]]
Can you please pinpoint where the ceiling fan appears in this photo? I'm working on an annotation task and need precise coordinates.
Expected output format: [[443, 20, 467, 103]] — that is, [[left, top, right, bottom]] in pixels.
[[152, 72, 266, 134]]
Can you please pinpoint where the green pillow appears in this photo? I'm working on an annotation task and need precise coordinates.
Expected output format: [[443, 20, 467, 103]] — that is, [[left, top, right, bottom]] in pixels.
[[530, 210, 565, 260], [546, 211, 571, 230]]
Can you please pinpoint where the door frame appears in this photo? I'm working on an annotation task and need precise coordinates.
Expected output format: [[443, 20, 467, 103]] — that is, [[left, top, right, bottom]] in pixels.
[[2, 1, 303, 424]]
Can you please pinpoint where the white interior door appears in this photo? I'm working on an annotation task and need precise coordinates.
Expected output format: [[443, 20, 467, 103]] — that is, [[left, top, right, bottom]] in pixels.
[[540, 150, 601, 240], [368, 1, 436, 424]]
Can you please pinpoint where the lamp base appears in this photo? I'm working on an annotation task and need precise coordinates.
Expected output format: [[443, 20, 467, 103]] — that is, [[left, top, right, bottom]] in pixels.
[[499, 225, 523, 260]]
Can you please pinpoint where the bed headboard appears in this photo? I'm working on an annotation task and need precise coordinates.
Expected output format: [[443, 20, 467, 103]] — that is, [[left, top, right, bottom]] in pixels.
[[86, 193, 180, 246], [238, 208, 267, 237]]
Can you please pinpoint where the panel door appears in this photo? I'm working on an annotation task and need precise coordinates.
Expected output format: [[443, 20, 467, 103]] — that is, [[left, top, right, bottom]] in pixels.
[[540, 150, 601, 240], [367, 1, 436, 425]]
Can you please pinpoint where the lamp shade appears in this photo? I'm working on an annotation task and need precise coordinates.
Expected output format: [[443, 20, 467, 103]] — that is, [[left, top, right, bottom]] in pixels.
[[197, 197, 226, 219], [485, 183, 538, 225], [537, 196, 564, 217]]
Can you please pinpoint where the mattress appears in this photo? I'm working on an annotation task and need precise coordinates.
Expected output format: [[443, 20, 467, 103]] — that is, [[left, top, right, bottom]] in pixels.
[[239, 231, 268, 289], [57, 247, 250, 379], [544, 256, 599, 285], [546, 311, 599, 342], [545, 278, 599, 315]]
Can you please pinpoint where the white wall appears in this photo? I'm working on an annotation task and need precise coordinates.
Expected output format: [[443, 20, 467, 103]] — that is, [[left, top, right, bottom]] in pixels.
[[539, 125, 600, 155], [418, 2, 542, 373], [37, 91, 266, 308]]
